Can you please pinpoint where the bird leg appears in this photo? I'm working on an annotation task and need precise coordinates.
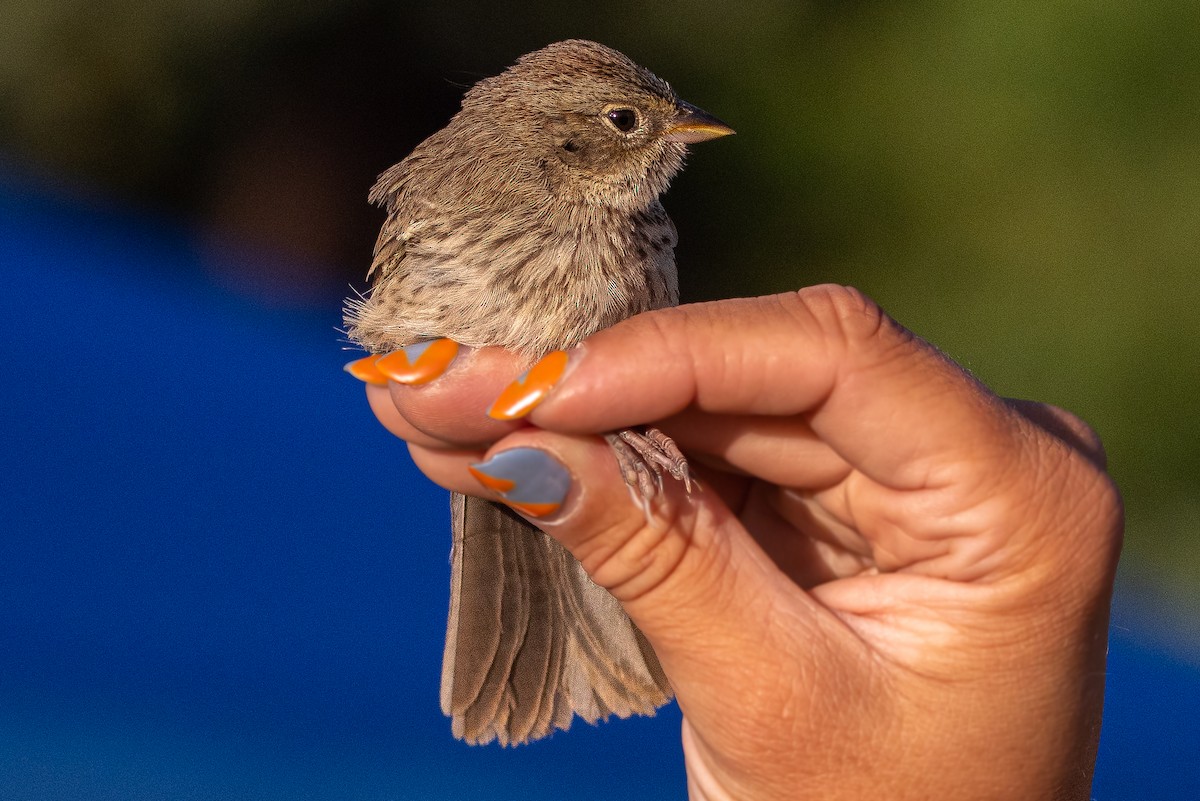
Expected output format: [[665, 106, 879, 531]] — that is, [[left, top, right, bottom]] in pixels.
[[632, 428, 693, 492], [604, 427, 694, 518]]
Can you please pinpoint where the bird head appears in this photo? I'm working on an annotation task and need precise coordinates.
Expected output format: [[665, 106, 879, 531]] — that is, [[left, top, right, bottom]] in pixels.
[[462, 40, 734, 209]]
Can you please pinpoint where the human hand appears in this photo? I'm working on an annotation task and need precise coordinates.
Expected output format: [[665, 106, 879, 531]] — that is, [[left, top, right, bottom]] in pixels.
[[355, 285, 1122, 800]]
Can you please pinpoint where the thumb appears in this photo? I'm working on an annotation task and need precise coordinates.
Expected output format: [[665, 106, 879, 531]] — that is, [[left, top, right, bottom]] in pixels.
[[465, 428, 828, 707]]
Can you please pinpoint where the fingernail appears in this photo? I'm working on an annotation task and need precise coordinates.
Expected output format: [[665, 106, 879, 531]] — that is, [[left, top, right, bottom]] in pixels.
[[376, 339, 460, 385], [343, 354, 389, 386], [467, 448, 571, 518], [488, 350, 569, 420]]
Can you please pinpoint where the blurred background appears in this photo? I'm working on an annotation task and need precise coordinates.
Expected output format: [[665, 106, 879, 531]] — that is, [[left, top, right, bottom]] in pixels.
[[1, 1, 1197, 798]]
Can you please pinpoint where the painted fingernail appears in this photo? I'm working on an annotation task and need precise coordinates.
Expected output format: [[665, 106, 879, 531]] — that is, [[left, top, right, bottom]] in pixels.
[[467, 448, 571, 518], [487, 350, 569, 420], [343, 354, 389, 386], [376, 339, 460, 385]]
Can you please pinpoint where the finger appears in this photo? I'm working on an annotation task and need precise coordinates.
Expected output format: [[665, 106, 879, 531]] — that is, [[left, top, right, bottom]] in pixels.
[[457, 429, 760, 606], [406, 442, 487, 495], [407, 437, 752, 514], [367, 381, 507, 451], [366, 383, 443, 447], [660, 407, 851, 490], [365, 345, 533, 449], [525, 286, 1020, 491], [409, 426, 847, 589], [461, 428, 817, 640]]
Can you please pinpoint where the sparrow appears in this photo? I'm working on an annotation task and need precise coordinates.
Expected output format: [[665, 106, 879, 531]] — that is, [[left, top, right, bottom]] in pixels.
[[344, 39, 733, 745]]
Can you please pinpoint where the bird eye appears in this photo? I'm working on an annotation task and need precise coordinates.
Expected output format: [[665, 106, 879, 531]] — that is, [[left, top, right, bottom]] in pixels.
[[605, 108, 639, 133]]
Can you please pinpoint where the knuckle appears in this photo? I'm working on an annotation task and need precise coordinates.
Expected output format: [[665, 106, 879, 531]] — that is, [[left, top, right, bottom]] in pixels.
[[793, 284, 888, 344], [1045, 404, 1108, 469], [786, 285, 917, 381], [1007, 398, 1110, 471], [1004, 413, 1124, 586]]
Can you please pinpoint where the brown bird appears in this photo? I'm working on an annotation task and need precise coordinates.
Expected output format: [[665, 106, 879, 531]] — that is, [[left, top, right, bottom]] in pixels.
[[345, 39, 733, 745]]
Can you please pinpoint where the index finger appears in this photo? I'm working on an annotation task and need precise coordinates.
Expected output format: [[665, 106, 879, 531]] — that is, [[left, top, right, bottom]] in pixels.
[[526, 285, 1017, 492], [368, 345, 533, 449]]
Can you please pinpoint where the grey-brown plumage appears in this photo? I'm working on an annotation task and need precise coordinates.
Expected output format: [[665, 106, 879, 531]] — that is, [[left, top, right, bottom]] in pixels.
[[345, 39, 732, 745]]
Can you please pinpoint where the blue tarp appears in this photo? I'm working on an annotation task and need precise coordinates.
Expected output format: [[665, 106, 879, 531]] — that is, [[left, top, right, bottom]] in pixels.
[[0, 174, 1195, 798]]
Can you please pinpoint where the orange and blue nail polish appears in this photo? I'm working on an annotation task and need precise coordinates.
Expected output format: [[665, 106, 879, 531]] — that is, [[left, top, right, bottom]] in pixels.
[[488, 350, 569, 420], [468, 448, 570, 518], [343, 354, 389, 386], [376, 339, 460, 385]]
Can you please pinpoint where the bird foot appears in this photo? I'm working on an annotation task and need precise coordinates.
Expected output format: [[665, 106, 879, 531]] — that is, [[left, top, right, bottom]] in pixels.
[[604, 428, 694, 520]]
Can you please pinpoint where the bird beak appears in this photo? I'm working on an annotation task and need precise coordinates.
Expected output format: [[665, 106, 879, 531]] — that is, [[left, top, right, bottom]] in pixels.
[[664, 100, 735, 143]]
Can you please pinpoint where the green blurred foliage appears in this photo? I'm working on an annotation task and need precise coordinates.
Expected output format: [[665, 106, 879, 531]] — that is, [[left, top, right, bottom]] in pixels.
[[1, 1, 1196, 602], [0, 0, 372, 195]]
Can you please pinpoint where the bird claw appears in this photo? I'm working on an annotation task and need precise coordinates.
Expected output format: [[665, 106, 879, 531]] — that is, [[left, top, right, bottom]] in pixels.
[[618, 428, 694, 493], [605, 427, 695, 522]]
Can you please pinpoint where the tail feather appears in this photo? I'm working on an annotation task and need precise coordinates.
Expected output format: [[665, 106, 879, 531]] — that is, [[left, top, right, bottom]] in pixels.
[[441, 493, 672, 745]]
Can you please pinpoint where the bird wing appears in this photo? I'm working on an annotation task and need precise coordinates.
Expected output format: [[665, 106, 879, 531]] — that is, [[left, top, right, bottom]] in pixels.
[[443, 492, 672, 745]]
